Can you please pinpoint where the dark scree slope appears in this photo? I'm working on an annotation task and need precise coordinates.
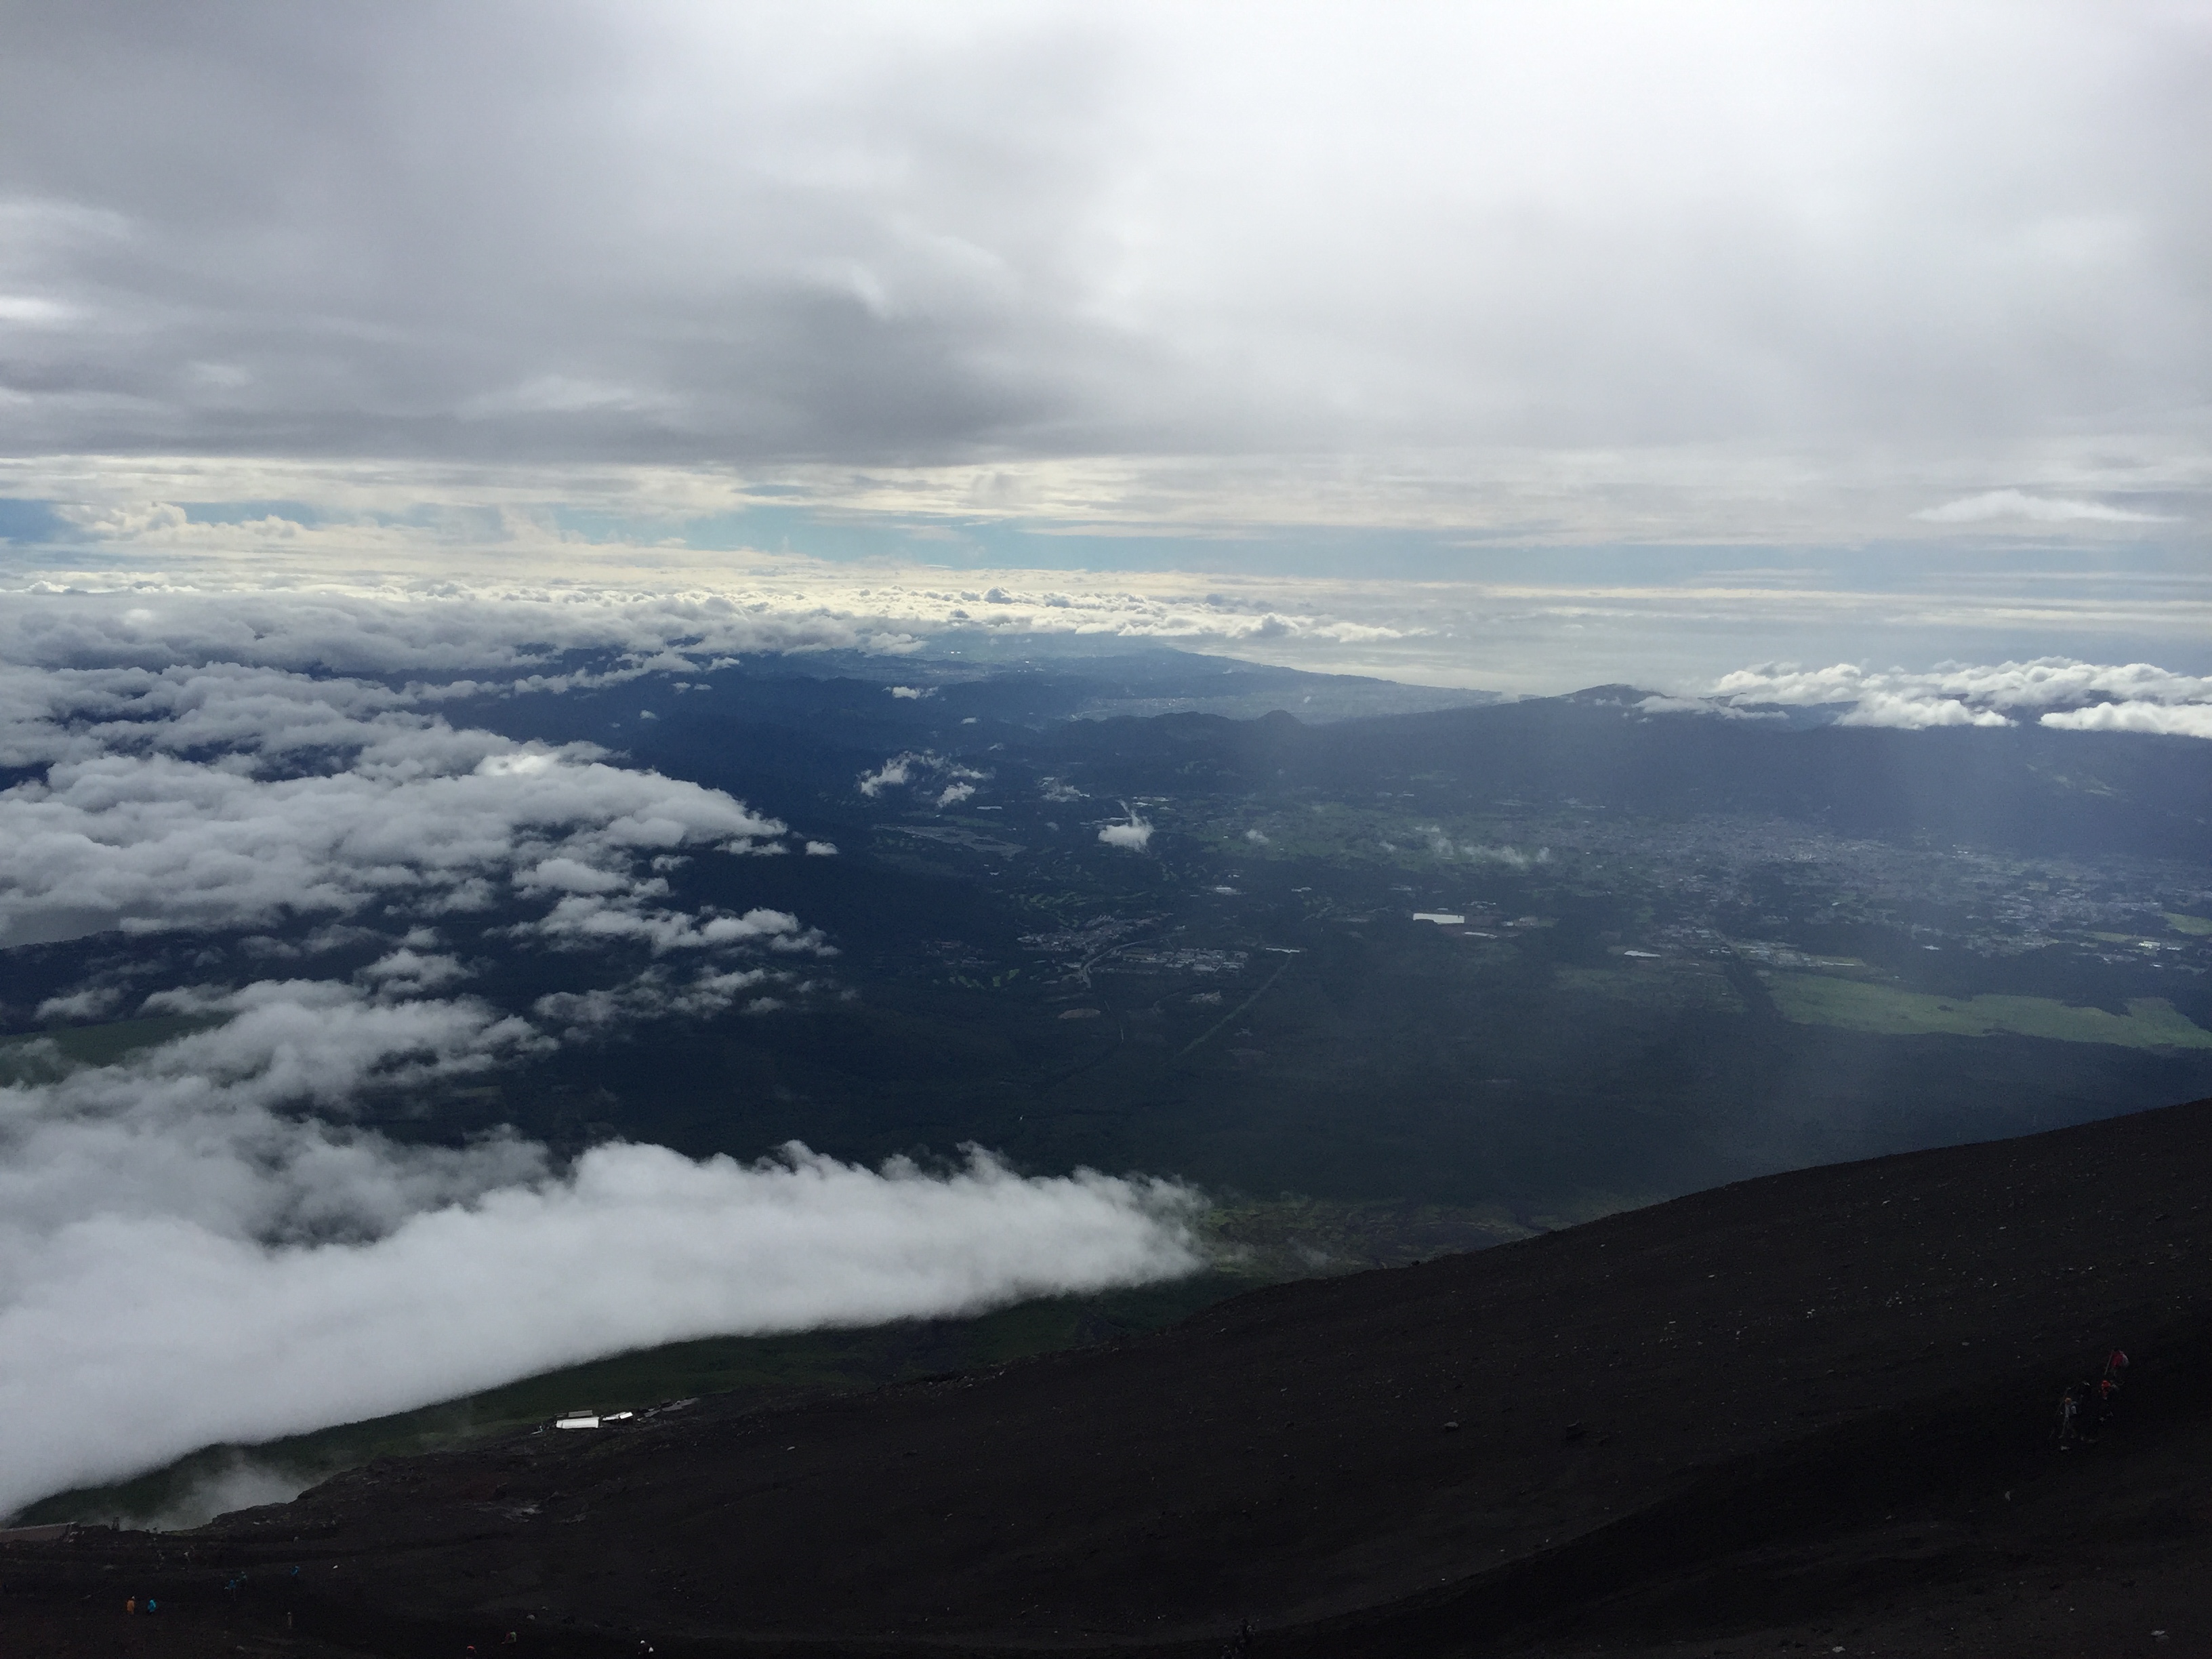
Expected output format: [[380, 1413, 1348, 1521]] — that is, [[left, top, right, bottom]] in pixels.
[[8, 1095, 2212, 1658]]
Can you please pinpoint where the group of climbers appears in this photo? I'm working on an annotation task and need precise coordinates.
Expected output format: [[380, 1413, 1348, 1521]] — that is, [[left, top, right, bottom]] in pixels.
[[2057, 1347, 2129, 1449]]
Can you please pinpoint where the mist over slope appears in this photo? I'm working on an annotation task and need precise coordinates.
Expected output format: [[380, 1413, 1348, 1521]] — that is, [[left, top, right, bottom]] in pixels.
[[12, 1092, 2210, 1658]]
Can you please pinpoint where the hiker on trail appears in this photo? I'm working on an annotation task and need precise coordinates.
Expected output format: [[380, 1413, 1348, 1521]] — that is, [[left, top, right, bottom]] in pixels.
[[125, 1595, 136, 1614], [2105, 1349, 2130, 1382], [2092, 1368, 2124, 1433], [2057, 1384, 2081, 1448], [2078, 1376, 2110, 1443]]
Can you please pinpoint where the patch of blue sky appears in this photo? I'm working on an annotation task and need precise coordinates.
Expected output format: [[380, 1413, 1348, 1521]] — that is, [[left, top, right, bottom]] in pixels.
[[645, 501, 1805, 583], [177, 499, 327, 527], [620, 498, 2206, 607], [0, 499, 73, 546]]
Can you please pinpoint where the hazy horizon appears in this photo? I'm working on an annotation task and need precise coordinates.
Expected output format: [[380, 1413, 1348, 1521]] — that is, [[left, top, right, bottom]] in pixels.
[[3, 1, 2208, 692]]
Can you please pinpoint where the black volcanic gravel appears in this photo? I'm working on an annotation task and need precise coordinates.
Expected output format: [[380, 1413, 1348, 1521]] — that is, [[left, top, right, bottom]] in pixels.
[[7, 1095, 2211, 1658]]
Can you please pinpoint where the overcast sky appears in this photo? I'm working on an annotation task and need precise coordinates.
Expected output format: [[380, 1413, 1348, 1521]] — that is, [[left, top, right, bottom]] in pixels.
[[1, 0, 2207, 674]]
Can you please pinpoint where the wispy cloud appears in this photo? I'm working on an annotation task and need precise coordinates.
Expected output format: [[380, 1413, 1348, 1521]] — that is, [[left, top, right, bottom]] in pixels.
[[856, 749, 986, 804], [1633, 693, 1784, 721], [1911, 489, 2177, 525]]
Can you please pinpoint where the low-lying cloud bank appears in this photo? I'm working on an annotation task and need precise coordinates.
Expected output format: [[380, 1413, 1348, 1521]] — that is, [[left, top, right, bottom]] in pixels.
[[1706, 658, 2212, 737], [0, 960, 1202, 1517], [9, 542, 2212, 708], [0, 571, 1407, 684], [0, 586, 1208, 1518], [0, 1139, 1200, 1519]]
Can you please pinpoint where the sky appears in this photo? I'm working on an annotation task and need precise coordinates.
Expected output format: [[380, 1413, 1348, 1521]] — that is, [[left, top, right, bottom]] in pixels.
[[1, 0, 2208, 689], [3, 1, 2211, 1517]]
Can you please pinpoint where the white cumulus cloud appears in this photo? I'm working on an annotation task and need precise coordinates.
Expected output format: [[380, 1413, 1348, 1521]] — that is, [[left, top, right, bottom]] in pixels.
[[0, 651, 807, 951], [1708, 657, 2212, 737], [856, 749, 985, 804], [1099, 806, 1154, 851], [2039, 702, 2212, 739], [857, 752, 926, 797]]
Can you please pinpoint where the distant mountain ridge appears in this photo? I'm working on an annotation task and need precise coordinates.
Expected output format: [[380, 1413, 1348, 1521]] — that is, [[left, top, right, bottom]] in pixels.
[[1031, 689, 2212, 863]]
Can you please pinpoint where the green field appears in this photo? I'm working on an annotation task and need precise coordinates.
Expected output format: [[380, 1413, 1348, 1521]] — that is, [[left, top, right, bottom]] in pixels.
[[1763, 974, 2212, 1050], [2165, 912, 2212, 938], [1553, 961, 1747, 1015]]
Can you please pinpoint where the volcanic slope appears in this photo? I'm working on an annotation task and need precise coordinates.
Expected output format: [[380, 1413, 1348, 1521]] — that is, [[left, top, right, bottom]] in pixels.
[[11, 1099, 2212, 1658]]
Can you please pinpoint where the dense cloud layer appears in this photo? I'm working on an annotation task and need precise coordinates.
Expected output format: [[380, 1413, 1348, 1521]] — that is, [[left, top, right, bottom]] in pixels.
[[0, 591, 1204, 1517], [14, 502, 2211, 702], [1, 3, 2203, 487], [0, 1138, 1199, 1518], [0, 575, 1415, 684], [1, 684, 796, 949], [0, 583, 918, 677]]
